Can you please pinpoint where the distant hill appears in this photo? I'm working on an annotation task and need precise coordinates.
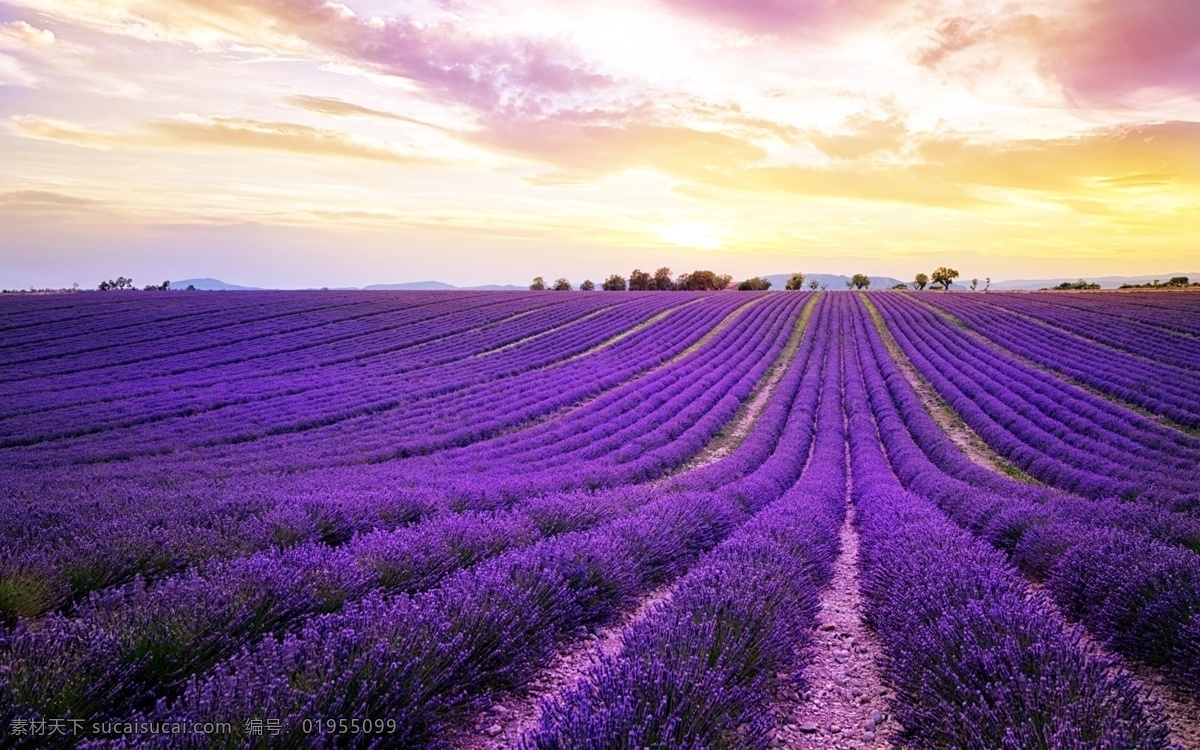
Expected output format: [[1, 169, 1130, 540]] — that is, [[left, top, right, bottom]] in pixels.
[[362, 281, 458, 291], [171, 278, 263, 291], [988, 273, 1200, 290]]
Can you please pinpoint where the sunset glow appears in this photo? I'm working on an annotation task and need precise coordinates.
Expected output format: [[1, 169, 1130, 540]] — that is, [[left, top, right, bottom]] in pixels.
[[2, 0, 1198, 287]]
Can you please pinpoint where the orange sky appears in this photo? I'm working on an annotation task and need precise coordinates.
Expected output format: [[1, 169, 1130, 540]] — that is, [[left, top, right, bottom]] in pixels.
[[1, 0, 1198, 288]]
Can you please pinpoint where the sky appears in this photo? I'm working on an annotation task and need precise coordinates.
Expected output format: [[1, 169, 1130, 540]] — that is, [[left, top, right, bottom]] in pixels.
[[1, 0, 1199, 289]]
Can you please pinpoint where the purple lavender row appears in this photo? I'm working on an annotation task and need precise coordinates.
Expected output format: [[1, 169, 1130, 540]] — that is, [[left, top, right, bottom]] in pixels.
[[1032, 290, 1200, 338], [18, 294, 811, 735], [115, 492, 751, 748], [0, 290, 369, 344], [0, 292, 495, 388], [878, 293, 1200, 474], [0, 292, 720, 544], [0, 294, 581, 448], [518, 310, 844, 748], [848, 295, 1200, 701], [872, 292, 1200, 510], [0, 292, 485, 375], [84, 298, 835, 748], [122, 296, 752, 470], [0, 486, 657, 727], [0, 295, 797, 620], [0, 293, 803, 620], [851, 296, 1200, 553], [976, 292, 1200, 371], [0, 296, 813, 725], [0, 292, 568, 417], [388, 294, 810, 491], [836, 295, 1172, 749], [921, 293, 1200, 426], [0, 294, 719, 466], [0, 294, 654, 449], [0, 293, 364, 360]]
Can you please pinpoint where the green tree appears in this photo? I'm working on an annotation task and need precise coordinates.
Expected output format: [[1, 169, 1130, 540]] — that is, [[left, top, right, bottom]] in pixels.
[[785, 272, 805, 290], [530, 276, 546, 291], [602, 274, 627, 291], [99, 276, 134, 291], [931, 267, 959, 290], [970, 278, 978, 292], [677, 270, 731, 291], [552, 277, 572, 291], [914, 273, 928, 290], [1169, 276, 1190, 286], [851, 273, 871, 289], [652, 267, 675, 291], [579, 279, 595, 291], [628, 269, 652, 291], [738, 277, 772, 291]]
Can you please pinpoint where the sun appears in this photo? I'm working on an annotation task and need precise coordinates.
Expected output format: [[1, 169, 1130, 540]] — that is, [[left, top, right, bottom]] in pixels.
[[659, 222, 725, 251]]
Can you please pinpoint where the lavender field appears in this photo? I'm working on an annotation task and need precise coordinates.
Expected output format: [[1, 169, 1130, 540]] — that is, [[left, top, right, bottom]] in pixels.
[[1, 289, 1198, 749]]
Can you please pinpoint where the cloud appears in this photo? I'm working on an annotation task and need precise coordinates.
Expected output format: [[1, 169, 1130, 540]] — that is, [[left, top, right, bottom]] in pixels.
[[0, 189, 101, 207], [473, 115, 766, 182], [736, 163, 984, 209], [914, 1, 1200, 105], [654, 0, 905, 35], [7, 114, 438, 163], [0, 20, 57, 47], [8, 0, 614, 116], [1045, 0, 1200, 104], [917, 121, 1200, 194], [809, 112, 907, 160], [0, 20, 58, 86], [283, 95, 451, 131]]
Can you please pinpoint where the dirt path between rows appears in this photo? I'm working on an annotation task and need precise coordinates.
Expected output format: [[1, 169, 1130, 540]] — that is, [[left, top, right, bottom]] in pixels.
[[777, 459, 897, 749], [675, 294, 818, 473], [1027, 582, 1200, 750], [859, 295, 1036, 483], [443, 584, 675, 750], [904, 294, 1200, 438]]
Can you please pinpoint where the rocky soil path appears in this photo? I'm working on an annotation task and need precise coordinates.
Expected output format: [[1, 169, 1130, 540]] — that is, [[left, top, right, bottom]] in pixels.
[[444, 585, 675, 750], [775, 497, 897, 749]]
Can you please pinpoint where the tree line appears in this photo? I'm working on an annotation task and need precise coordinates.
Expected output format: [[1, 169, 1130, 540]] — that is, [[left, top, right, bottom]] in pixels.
[[96, 277, 197, 291], [531, 268, 745, 292], [531, 269, 825, 292], [530, 268, 992, 292]]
